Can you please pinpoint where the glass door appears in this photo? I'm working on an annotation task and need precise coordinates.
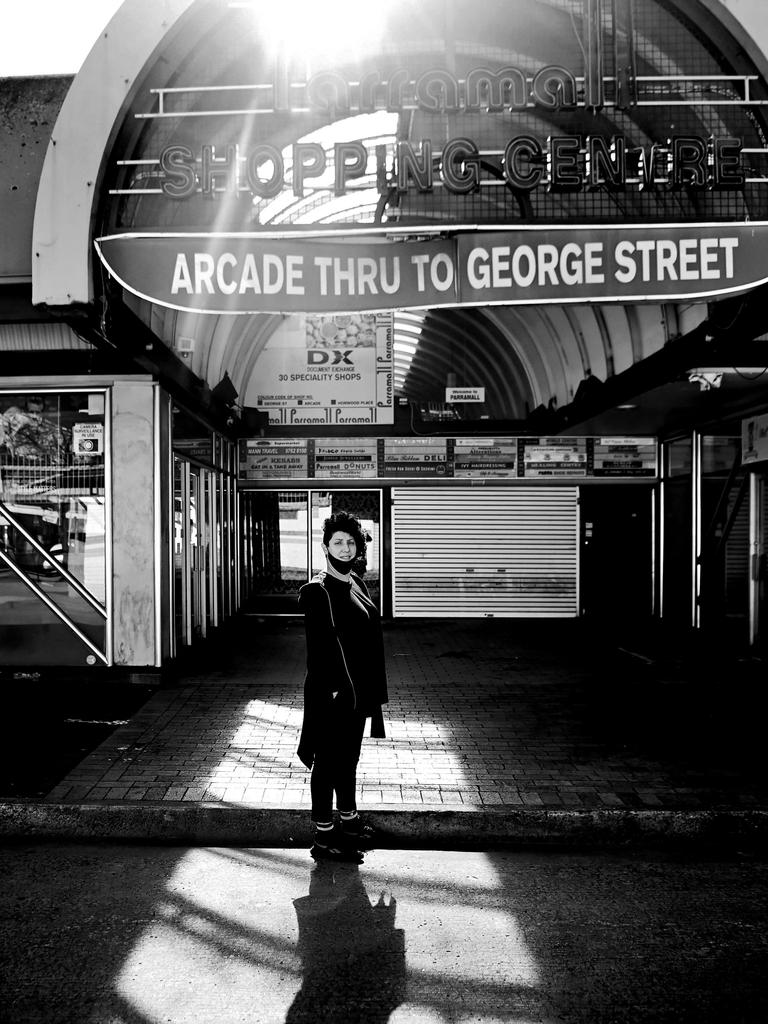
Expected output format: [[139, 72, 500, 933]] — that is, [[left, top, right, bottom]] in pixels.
[[0, 389, 110, 667], [239, 491, 309, 614], [174, 459, 229, 648], [751, 473, 768, 651], [661, 436, 693, 625], [240, 489, 382, 613], [310, 490, 381, 608], [205, 468, 219, 632], [189, 468, 208, 637], [173, 456, 190, 649]]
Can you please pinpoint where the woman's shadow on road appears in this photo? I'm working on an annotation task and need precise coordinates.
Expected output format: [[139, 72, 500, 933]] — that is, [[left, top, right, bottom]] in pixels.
[[286, 861, 406, 1023]]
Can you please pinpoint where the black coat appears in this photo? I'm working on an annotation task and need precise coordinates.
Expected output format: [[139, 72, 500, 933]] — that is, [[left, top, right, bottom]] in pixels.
[[297, 571, 388, 769]]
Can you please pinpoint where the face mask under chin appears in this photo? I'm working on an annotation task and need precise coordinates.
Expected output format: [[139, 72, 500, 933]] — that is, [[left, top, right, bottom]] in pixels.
[[327, 552, 355, 575]]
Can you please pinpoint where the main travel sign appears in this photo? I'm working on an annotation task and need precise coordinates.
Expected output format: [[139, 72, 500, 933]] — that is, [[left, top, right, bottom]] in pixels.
[[96, 223, 768, 314]]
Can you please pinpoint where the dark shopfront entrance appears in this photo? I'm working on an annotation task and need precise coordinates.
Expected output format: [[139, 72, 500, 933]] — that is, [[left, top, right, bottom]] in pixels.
[[579, 486, 654, 623], [241, 482, 658, 622], [240, 489, 382, 615], [27, 0, 768, 657]]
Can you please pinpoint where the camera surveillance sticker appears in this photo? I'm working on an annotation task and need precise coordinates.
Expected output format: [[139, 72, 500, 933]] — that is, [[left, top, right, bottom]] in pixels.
[[72, 423, 104, 456]]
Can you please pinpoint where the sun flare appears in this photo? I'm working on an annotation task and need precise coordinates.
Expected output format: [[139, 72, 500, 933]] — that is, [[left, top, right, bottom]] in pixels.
[[234, 0, 388, 63]]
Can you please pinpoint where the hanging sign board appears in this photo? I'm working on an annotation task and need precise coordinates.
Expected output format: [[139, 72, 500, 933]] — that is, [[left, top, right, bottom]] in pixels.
[[173, 437, 214, 463], [95, 234, 456, 314], [742, 413, 768, 466], [94, 223, 768, 315], [446, 388, 486, 403], [246, 312, 393, 426]]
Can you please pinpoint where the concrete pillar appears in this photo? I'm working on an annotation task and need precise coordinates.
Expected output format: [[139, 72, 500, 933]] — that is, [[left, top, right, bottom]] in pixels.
[[111, 380, 158, 667]]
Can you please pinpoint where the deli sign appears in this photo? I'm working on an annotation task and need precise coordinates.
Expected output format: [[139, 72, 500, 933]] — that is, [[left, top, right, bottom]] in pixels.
[[95, 223, 768, 314]]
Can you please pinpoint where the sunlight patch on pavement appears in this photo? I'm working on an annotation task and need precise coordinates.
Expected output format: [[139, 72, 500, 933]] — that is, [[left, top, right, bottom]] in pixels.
[[201, 702, 485, 808], [114, 848, 307, 1024], [361, 717, 487, 806], [113, 849, 543, 1024], [203, 698, 305, 804]]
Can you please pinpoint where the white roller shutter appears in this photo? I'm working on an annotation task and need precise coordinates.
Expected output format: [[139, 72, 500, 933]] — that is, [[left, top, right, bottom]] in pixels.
[[392, 487, 579, 617]]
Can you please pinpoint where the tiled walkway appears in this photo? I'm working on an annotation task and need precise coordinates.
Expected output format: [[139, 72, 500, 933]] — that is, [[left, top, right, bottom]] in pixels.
[[47, 618, 768, 810]]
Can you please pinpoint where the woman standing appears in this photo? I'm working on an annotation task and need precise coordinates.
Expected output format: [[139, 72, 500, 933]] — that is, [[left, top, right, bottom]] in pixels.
[[298, 510, 388, 862]]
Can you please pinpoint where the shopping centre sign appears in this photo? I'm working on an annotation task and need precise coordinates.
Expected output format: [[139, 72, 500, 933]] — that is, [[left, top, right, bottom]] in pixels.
[[157, 133, 743, 200], [148, 52, 745, 199], [95, 222, 768, 314], [110, 15, 761, 209]]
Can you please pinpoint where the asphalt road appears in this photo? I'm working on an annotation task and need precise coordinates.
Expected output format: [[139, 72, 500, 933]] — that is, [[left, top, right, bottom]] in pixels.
[[1, 844, 766, 1023]]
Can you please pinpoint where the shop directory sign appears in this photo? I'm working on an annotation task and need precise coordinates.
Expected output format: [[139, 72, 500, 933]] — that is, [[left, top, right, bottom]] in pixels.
[[592, 438, 658, 476], [238, 437, 657, 481], [452, 438, 518, 478], [239, 439, 309, 479], [521, 438, 589, 478], [380, 438, 450, 477], [313, 440, 379, 478]]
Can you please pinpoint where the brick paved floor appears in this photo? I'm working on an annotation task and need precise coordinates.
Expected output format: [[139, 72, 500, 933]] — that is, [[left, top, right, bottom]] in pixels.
[[47, 618, 768, 810]]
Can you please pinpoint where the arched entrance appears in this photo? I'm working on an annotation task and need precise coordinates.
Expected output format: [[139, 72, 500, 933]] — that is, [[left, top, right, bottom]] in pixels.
[[26, 0, 768, 648]]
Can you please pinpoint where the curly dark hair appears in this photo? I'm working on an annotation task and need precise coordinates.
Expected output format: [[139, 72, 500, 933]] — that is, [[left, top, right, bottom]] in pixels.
[[322, 510, 367, 559]]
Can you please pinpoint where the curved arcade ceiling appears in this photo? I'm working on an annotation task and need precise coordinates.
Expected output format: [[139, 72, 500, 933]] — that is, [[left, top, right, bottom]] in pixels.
[[122, 290, 705, 422]]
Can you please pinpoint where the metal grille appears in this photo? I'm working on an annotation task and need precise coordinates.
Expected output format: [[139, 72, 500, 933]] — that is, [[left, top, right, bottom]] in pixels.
[[0, 458, 105, 501], [391, 486, 579, 617], [0, 324, 91, 352]]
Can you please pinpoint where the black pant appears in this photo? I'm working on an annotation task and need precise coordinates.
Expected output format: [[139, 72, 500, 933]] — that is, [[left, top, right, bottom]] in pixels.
[[310, 699, 367, 822]]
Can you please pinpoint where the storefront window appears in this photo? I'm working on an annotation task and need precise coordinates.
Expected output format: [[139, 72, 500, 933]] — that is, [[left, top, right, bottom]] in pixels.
[[239, 489, 382, 614], [311, 491, 380, 604], [700, 436, 749, 633], [0, 390, 108, 665], [662, 437, 693, 624], [702, 437, 741, 476], [666, 437, 693, 478]]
